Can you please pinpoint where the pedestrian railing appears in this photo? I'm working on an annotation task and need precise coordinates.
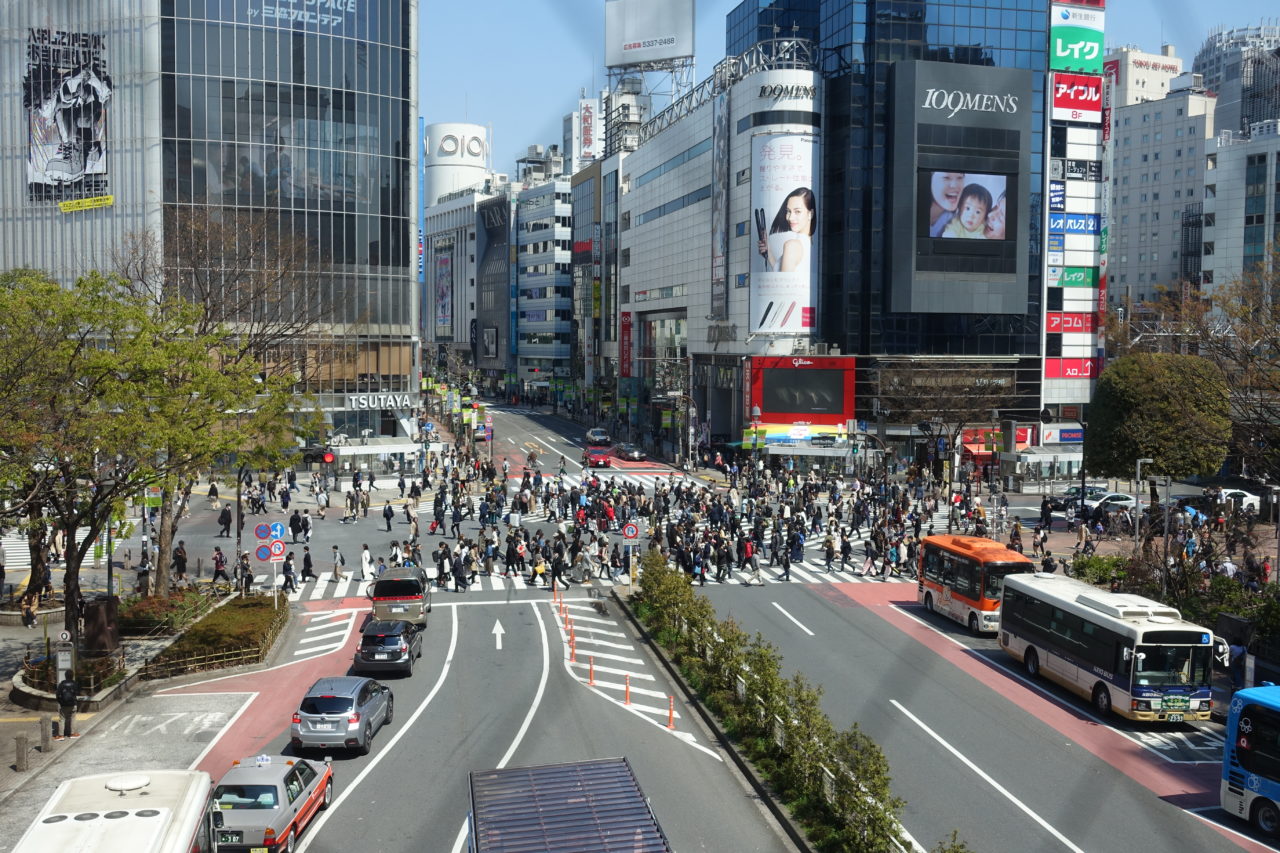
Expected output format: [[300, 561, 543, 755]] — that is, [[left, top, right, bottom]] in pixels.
[[23, 647, 127, 695]]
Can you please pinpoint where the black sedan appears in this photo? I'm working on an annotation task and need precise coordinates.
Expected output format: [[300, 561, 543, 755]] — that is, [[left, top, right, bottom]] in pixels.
[[613, 443, 646, 462]]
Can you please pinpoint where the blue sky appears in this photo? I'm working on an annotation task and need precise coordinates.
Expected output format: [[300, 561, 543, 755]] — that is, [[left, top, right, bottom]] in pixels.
[[420, 0, 1278, 173]]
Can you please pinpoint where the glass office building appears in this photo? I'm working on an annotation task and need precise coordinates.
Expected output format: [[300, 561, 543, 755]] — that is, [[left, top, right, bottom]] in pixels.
[[726, 0, 821, 58], [816, 0, 1049, 417], [0, 0, 418, 440]]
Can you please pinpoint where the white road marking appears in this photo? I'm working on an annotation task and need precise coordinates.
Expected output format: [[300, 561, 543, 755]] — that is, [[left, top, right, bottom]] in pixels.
[[771, 602, 815, 636], [296, 629, 348, 644], [447, 602, 553, 853], [892, 699, 1086, 853], [300, 606, 462, 853]]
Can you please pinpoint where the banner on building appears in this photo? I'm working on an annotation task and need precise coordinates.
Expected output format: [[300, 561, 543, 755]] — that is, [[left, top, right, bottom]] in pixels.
[[619, 311, 633, 378], [709, 91, 730, 321], [1051, 73, 1103, 124], [433, 240, 454, 337], [25, 27, 113, 202], [749, 133, 818, 335], [1050, 4, 1105, 75], [1049, 181, 1066, 212], [579, 98, 599, 162]]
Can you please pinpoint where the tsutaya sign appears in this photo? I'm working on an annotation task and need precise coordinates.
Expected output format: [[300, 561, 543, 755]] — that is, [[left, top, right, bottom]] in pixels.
[[347, 393, 412, 410]]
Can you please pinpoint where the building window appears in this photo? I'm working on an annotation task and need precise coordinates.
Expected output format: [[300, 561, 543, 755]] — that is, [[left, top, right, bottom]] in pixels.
[[735, 273, 748, 288], [735, 221, 747, 237], [621, 248, 630, 267], [1176, 107, 1184, 116], [1152, 192, 1159, 201]]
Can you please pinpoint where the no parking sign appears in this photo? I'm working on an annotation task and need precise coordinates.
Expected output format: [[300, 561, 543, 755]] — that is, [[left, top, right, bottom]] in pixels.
[[622, 523, 639, 540]]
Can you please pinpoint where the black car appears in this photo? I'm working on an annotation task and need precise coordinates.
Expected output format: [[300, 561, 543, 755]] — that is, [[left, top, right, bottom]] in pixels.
[[352, 619, 423, 676], [613, 442, 645, 462]]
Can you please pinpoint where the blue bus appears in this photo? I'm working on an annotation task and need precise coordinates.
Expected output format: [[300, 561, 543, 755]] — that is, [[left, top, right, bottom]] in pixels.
[[1222, 685, 1280, 834]]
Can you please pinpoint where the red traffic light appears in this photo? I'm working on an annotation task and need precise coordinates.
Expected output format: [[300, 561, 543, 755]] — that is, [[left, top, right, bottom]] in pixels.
[[322, 451, 335, 464]]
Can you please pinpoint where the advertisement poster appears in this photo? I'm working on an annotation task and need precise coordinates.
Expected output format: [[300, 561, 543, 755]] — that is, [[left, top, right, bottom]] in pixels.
[[749, 134, 818, 335], [619, 312, 633, 378], [709, 91, 730, 321], [433, 241, 454, 336], [1050, 4, 1105, 74], [1049, 181, 1066, 212], [1052, 73, 1103, 124], [24, 28, 113, 202], [921, 171, 1011, 240]]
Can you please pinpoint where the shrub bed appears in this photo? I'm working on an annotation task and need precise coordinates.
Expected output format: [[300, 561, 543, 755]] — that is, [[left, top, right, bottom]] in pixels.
[[118, 588, 212, 636], [144, 594, 289, 678]]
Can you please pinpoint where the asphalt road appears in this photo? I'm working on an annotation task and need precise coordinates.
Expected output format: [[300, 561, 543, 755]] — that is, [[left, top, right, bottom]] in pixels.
[[699, 579, 1274, 852]]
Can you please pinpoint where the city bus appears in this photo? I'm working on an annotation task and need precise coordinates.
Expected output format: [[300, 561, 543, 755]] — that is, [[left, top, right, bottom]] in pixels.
[[1000, 573, 1216, 721], [917, 534, 1034, 634], [13, 769, 215, 853], [1222, 685, 1280, 835]]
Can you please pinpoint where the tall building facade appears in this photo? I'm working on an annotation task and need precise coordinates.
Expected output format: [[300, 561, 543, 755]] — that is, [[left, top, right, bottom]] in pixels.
[[1106, 76, 1215, 306], [817, 0, 1052, 422], [726, 0, 821, 57], [0, 0, 420, 443], [514, 177, 573, 397], [1103, 45, 1183, 107], [1192, 25, 1280, 96], [1202, 121, 1280, 293]]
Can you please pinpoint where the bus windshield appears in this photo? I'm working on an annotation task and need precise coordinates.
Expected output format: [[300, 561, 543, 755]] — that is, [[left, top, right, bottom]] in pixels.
[[1133, 644, 1212, 687]]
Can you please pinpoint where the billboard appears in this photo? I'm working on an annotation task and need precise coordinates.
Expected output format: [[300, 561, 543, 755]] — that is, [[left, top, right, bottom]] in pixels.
[[1049, 180, 1066, 211], [1051, 73, 1103, 124], [919, 171, 1013, 240], [1048, 212, 1099, 235], [24, 27, 113, 203], [889, 61, 1033, 315], [709, 92, 730, 321], [579, 98, 599, 161], [749, 134, 818, 335], [433, 240, 454, 337], [604, 0, 694, 67], [1050, 4, 1105, 74], [747, 356, 856, 429]]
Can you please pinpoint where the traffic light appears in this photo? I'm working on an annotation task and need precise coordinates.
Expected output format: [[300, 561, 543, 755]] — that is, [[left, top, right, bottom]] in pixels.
[[302, 447, 335, 465]]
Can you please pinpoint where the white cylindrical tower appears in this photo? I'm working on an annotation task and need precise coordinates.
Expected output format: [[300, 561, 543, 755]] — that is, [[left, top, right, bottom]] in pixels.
[[423, 122, 490, 205]]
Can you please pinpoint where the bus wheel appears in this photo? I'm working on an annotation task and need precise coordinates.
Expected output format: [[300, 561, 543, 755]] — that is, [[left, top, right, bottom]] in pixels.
[[968, 613, 980, 635], [924, 593, 934, 613], [1092, 684, 1112, 716], [1023, 649, 1039, 677], [1253, 799, 1280, 835]]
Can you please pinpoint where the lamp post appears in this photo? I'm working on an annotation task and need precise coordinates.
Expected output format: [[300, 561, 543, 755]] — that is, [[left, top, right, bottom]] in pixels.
[[1134, 458, 1153, 554]]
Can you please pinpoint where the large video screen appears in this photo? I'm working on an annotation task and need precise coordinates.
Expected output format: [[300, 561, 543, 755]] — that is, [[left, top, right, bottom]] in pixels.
[[919, 171, 1013, 241], [761, 368, 844, 415]]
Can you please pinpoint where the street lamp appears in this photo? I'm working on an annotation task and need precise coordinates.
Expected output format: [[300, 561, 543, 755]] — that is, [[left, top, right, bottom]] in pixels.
[[1135, 458, 1153, 554]]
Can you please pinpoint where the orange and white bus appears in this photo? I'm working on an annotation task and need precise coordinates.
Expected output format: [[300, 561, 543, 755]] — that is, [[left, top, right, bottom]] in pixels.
[[917, 534, 1033, 634]]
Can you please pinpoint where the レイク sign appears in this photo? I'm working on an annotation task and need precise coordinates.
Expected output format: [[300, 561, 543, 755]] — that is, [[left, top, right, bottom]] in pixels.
[[1051, 73, 1103, 124], [1050, 4, 1105, 74]]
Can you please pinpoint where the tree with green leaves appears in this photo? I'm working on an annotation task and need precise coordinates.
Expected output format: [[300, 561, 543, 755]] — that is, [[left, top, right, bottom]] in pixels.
[[0, 267, 305, 636], [1084, 353, 1231, 479]]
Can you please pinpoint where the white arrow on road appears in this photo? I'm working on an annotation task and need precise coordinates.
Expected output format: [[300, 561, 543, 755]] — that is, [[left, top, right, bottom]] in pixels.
[[492, 619, 506, 650]]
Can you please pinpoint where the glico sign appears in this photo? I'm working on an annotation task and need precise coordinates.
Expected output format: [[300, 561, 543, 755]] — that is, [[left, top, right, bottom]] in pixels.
[[746, 355, 856, 427]]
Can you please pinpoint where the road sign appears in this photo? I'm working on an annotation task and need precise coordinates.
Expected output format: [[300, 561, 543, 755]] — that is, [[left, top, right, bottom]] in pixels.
[[255, 544, 272, 561], [425, 421, 435, 432], [254, 523, 271, 540], [622, 522, 639, 540], [268, 521, 286, 540], [58, 630, 71, 642], [269, 539, 286, 558], [485, 414, 493, 426]]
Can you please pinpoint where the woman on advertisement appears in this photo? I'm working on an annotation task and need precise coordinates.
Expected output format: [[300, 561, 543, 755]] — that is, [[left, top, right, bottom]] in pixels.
[[756, 187, 815, 273]]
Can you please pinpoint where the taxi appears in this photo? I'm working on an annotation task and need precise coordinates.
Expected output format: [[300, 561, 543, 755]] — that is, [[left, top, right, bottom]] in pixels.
[[212, 754, 333, 852]]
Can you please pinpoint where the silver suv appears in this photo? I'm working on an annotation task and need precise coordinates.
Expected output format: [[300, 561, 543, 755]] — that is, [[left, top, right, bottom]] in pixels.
[[353, 619, 423, 676], [290, 676, 393, 756]]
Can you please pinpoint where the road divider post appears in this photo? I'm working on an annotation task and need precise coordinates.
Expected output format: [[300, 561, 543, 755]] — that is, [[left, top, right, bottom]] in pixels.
[[625, 675, 631, 705], [668, 696, 675, 730], [589, 656, 595, 685]]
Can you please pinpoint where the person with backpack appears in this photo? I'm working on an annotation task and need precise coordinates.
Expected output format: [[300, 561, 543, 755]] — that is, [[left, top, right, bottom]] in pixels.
[[54, 670, 80, 740], [330, 545, 348, 582], [210, 546, 231, 585]]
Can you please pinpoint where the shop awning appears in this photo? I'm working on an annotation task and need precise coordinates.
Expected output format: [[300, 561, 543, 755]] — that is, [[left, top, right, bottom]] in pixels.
[[962, 442, 1029, 459]]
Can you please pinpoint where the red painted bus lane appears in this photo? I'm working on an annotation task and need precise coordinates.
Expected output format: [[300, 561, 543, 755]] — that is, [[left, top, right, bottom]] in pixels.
[[827, 582, 1274, 851], [159, 599, 368, 776]]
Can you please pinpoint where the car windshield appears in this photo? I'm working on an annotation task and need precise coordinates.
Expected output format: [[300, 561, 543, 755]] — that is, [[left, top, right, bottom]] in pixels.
[[299, 695, 353, 714], [214, 784, 278, 809], [1133, 645, 1212, 687], [373, 580, 421, 597]]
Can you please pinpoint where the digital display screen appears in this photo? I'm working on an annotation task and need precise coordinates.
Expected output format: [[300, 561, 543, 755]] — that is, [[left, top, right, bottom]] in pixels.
[[760, 369, 844, 415], [919, 171, 1013, 241]]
